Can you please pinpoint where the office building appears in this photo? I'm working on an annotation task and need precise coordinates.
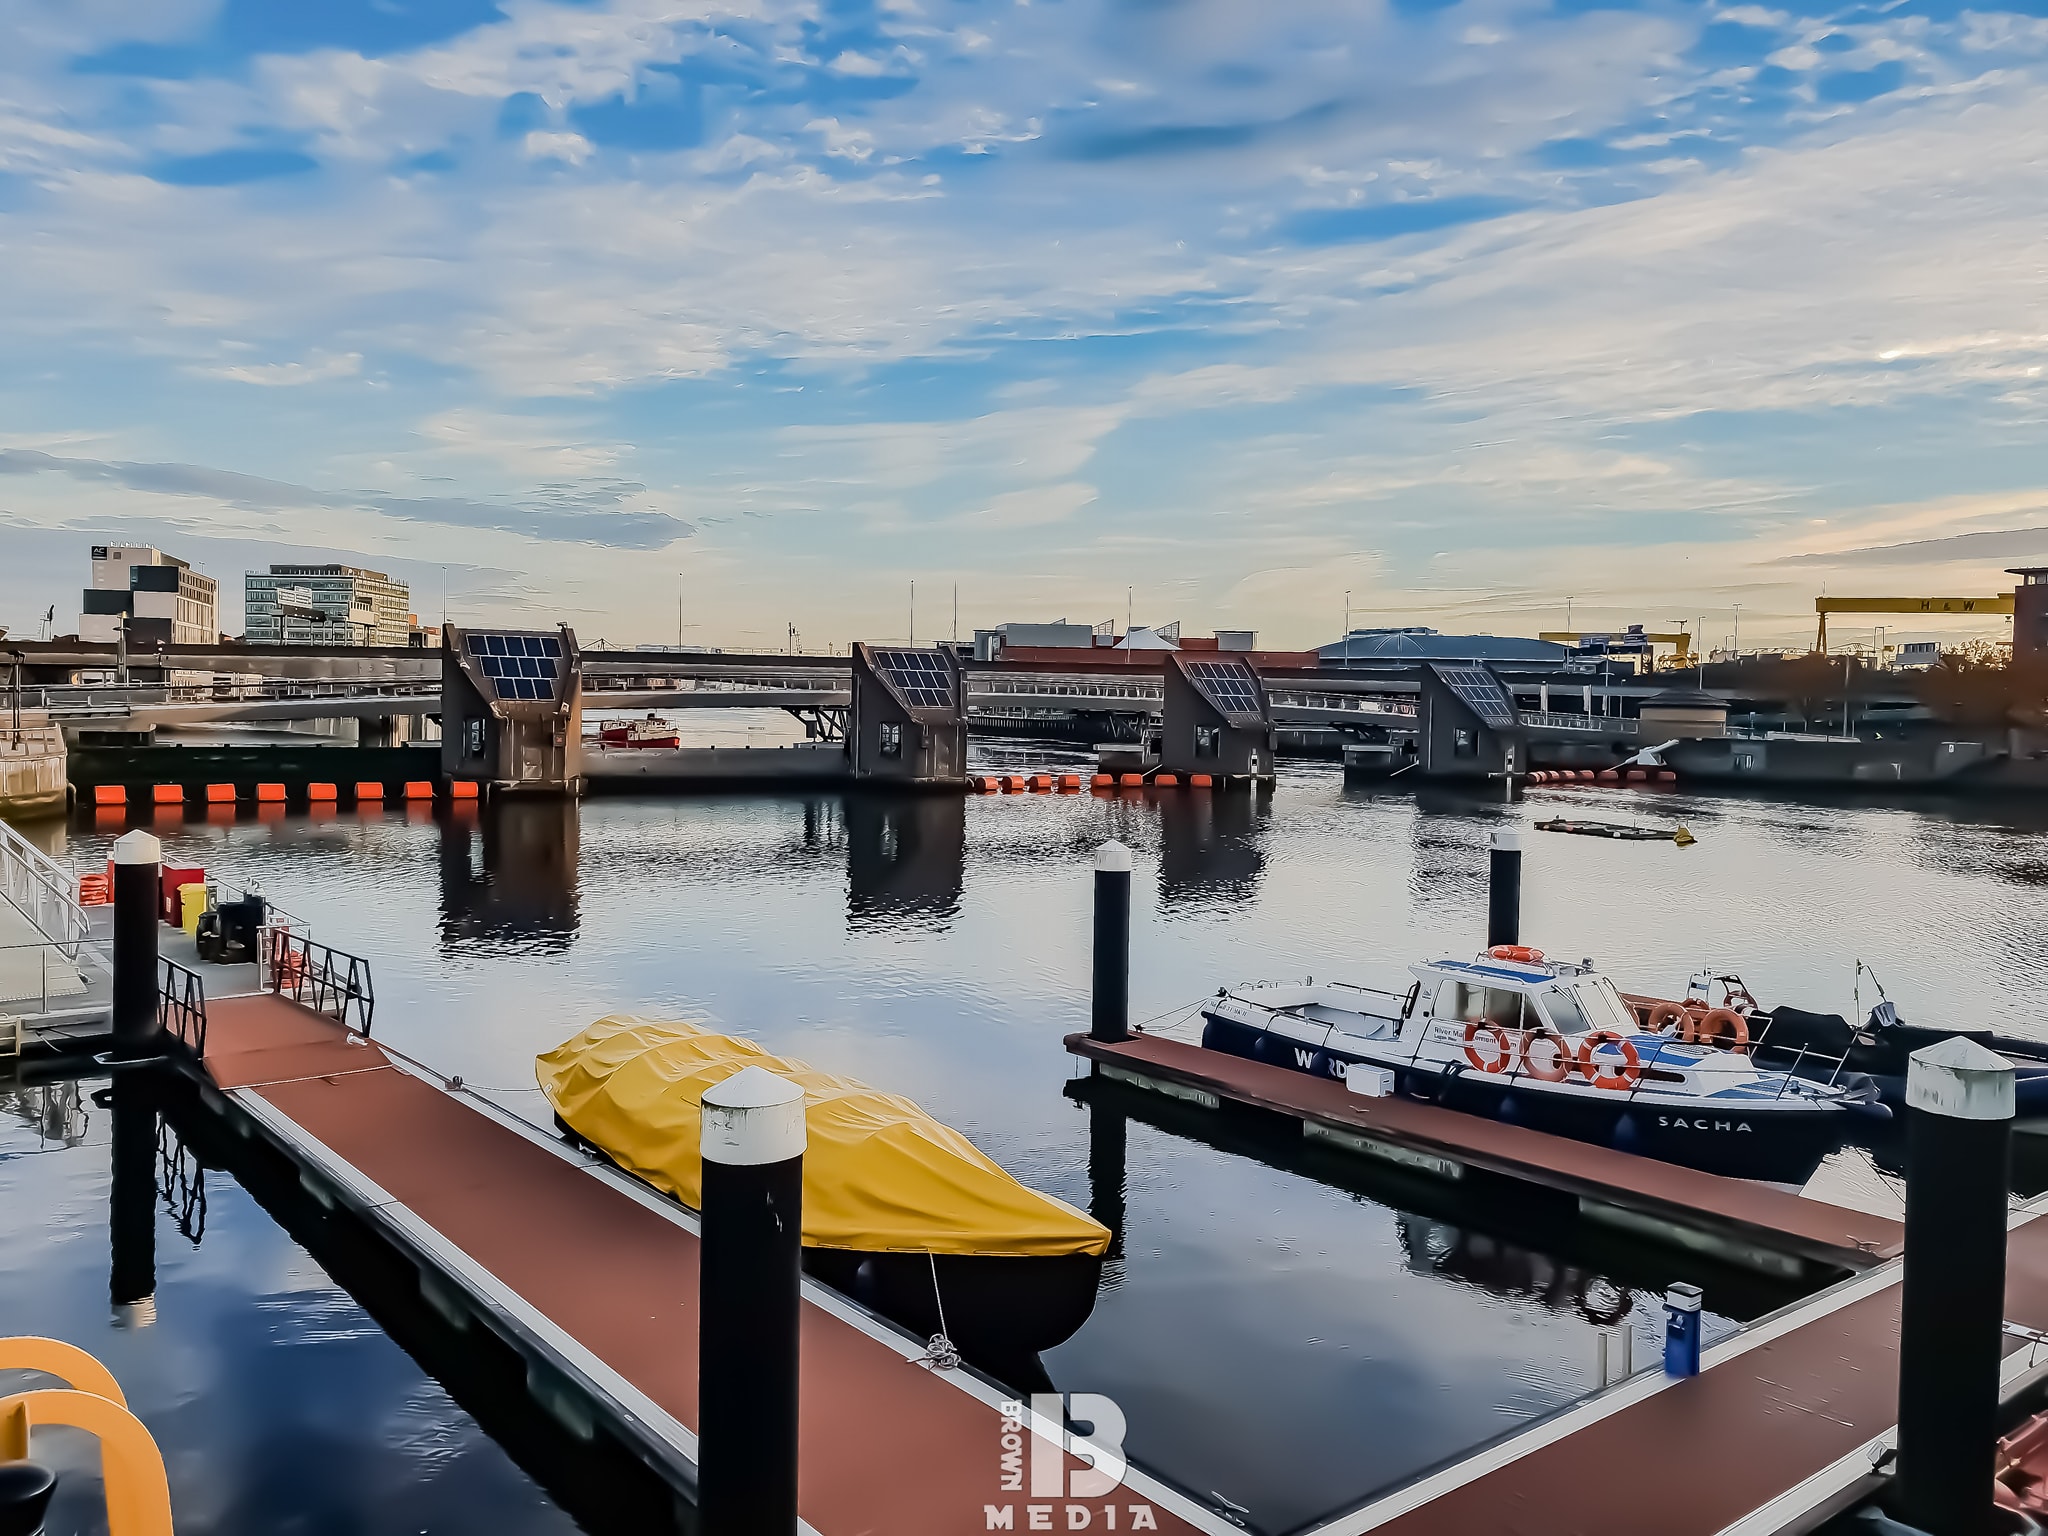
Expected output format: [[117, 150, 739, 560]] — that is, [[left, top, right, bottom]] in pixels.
[[80, 544, 219, 646], [245, 564, 411, 646]]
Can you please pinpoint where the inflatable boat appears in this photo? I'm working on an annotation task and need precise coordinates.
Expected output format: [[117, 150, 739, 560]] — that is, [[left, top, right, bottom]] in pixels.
[[536, 1017, 1108, 1372], [1201, 948, 1887, 1182]]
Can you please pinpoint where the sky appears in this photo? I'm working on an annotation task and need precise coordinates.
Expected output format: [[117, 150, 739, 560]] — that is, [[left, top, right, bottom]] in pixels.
[[4, 0, 2048, 654]]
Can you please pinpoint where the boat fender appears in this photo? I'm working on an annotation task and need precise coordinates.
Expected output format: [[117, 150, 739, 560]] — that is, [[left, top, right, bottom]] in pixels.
[[1520, 1030, 1575, 1083], [1578, 1032, 1643, 1090], [1692, 1008, 1750, 1053], [1462, 1023, 1515, 1074], [1488, 944, 1546, 963]]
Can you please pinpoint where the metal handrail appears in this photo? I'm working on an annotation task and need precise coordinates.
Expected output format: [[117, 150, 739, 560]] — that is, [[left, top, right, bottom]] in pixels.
[[1518, 711, 1641, 736], [160, 957, 207, 1058], [0, 815, 88, 957], [267, 931, 375, 1037]]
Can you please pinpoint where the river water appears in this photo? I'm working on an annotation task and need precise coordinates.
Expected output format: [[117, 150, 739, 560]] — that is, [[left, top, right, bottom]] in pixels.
[[10, 761, 2048, 1533]]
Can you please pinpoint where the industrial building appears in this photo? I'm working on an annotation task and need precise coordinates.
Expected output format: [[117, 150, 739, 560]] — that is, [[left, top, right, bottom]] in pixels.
[[245, 564, 411, 646], [80, 544, 219, 646]]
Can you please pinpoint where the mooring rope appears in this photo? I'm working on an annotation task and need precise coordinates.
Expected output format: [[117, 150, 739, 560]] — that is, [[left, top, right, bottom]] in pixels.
[[912, 1251, 962, 1372]]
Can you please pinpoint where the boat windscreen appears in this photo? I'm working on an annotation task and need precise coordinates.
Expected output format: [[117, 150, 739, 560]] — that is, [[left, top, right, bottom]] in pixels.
[[1574, 978, 1639, 1032], [1541, 986, 1593, 1036]]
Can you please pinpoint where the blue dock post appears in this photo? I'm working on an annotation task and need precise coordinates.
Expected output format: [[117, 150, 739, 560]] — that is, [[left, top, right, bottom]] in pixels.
[[1662, 1283, 1702, 1377], [698, 1065, 807, 1536], [1487, 828, 1522, 950], [111, 830, 162, 1059], [1092, 841, 1132, 1044], [1896, 1037, 2013, 1536]]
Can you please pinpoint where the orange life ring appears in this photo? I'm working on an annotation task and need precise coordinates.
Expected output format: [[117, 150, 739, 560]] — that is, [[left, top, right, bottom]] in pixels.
[[1693, 1007, 1750, 1053], [1644, 1000, 1689, 1034], [1578, 1031, 1643, 1090], [1462, 1023, 1514, 1073], [1488, 945, 1547, 964], [1519, 1029, 1574, 1083]]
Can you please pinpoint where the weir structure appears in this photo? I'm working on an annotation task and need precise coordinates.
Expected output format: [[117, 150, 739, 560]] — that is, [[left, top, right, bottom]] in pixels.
[[441, 625, 584, 797]]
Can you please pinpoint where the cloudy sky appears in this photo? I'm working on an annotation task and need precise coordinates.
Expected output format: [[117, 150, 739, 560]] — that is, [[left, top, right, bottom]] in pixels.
[[4, 0, 2046, 653]]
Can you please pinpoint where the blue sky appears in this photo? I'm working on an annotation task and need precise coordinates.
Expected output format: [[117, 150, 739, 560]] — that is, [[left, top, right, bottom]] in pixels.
[[4, 0, 2048, 652]]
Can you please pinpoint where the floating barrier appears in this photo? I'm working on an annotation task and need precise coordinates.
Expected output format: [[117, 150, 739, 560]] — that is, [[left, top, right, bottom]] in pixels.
[[1059, 773, 1081, 792], [403, 781, 435, 800], [307, 783, 338, 802], [256, 783, 287, 803], [93, 785, 125, 807], [449, 780, 480, 799], [205, 783, 237, 804], [1189, 773, 1213, 788], [1154, 773, 1179, 787], [151, 785, 182, 806], [1118, 773, 1145, 787], [354, 782, 384, 803]]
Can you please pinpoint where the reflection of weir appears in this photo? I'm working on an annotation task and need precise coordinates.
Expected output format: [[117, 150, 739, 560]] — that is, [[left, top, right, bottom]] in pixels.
[[844, 794, 964, 931], [1156, 787, 1267, 909], [1395, 1214, 1635, 1327], [440, 799, 581, 951]]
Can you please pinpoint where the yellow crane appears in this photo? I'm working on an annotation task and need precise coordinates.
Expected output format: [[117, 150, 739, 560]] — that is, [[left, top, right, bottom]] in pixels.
[[1814, 594, 2013, 653]]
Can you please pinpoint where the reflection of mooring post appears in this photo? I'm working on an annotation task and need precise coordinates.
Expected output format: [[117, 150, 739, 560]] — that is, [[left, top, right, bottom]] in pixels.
[[698, 1066, 806, 1536], [1092, 841, 1132, 1044], [1088, 1092, 1127, 1262], [1486, 828, 1522, 950], [1896, 1037, 2013, 1536], [110, 1072, 158, 1327], [112, 830, 162, 1059]]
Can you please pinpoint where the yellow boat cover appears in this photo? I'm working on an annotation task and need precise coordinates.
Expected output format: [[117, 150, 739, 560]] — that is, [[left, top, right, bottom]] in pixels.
[[536, 1016, 1110, 1259]]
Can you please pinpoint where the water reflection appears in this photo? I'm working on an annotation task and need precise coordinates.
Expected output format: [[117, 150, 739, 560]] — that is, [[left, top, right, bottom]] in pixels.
[[1156, 786, 1268, 910], [108, 1073, 157, 1326], [440, 800, 581, 951], [1395, 1215, 1636, 1328], [844, 794, 964, 931]]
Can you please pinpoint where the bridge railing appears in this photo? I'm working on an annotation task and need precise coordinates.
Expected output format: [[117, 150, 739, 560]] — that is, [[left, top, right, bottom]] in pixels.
[[0, 815, 88, 957], [1519, 711, 1640, 736], [161, 956, 207, 1058], [266, 931, 375, 1038]]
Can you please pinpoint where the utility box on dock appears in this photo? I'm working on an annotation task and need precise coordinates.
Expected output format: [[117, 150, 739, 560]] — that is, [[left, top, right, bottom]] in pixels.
[[1160, 650, 1275, 782], [1418, 662, 1525, 780], [848, 644, 967, 788], [442, 626, 584, 797]]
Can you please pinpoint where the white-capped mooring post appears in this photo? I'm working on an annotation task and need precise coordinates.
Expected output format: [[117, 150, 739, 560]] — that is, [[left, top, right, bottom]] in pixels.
[[1092, 841, 1133, 1044], [698, 1065, 807, 1536], [1486, 828, 1522, 950], [111, 830, 162, 1059], [1896, 1036, 2014, 1536]]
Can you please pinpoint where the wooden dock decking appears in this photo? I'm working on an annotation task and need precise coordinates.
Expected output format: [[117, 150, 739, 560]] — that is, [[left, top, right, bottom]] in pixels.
[[1068, 1029, 1905, 1277], [196, 993, 1226, 1536]]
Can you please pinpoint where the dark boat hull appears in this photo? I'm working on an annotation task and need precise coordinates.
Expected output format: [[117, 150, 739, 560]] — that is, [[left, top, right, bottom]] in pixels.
[[1200, 1013, 1849, 1183], [803, 1249, 1103, 1365]]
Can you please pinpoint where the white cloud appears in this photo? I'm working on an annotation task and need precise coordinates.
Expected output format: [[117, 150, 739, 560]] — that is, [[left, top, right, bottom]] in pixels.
[[523, 130, 594, 164], [191, 351, 364, 387]]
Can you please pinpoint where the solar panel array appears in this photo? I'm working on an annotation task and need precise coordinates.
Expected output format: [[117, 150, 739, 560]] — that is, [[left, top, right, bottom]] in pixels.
[[1184, 659, 1266, 726], [466, 631, 566, 702], [869, 648, 955, 712], [1432, 664, 1518, 728]]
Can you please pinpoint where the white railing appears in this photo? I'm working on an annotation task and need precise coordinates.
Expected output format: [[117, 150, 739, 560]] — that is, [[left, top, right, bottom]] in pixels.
[[0, 818, 88, 957], [1519, 711, 1639, 736]]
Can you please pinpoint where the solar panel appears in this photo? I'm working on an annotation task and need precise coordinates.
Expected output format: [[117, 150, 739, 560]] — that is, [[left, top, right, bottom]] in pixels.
[[466, 631, 565, 703], [1184, 659, 1265, 727], [869, 648, 955, 712], [1432, 664, 1518, 728]]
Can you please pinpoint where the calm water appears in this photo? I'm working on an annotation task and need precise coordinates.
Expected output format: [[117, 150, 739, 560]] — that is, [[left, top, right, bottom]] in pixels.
[[16, 762, 2048, 1533]]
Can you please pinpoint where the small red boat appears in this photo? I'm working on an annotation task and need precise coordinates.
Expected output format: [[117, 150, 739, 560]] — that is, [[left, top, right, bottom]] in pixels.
[[597, 714, 681, 750]]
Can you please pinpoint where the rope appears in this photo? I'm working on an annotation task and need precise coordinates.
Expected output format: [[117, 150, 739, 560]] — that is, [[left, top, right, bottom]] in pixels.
[[912, 1252, 961, 1372]]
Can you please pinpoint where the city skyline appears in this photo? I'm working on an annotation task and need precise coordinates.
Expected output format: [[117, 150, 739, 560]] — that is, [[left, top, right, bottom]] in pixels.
[[4, 0, 2046, 653]]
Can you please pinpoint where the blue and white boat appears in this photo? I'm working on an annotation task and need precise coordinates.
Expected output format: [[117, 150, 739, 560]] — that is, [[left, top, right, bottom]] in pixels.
[[1201, 947, 1889, 1182]]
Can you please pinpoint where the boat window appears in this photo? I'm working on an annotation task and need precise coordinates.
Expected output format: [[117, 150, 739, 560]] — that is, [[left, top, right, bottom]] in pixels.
[[1540, 986, 1592, 1036], [1573, 978, 1638, 1032], [1436, 981, 1528, 1029]]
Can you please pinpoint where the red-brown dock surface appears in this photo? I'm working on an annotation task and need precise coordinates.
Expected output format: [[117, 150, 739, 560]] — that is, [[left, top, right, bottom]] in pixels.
[[199, 993, 1224, 1536], [1070, 1029, 1905, 1275]]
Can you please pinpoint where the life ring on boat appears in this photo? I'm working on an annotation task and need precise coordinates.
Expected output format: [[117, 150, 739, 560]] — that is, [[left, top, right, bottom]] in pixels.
[[1691, 1007, 1750, 1052], [1578, 1031, 1643, 1090], [1488, 945, 1546, 964], [1644, 1000, 1689, 1034], [1518, 1029, 1575, 1083], [1462, 1023, 1514, 1073]]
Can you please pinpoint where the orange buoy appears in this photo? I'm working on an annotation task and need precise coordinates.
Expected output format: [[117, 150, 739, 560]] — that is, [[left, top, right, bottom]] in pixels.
[[308, 782, 338, 802], [1091, 774, 1113, 790], [1059, 774, 1081, 791], [78, 871, 112, 905], [204, 783, 236, 804], [93, 785, 126, 807], [1693, 1007, 1750, 1053], [1488, 944, 1546, 963], [1189, 773, 1213, 788], [1519, 1029, 1574, 1082], [449, 780, 480, 799], [1462, 1023, 1514, 1073], [404, 781, 435, 800], [1578, 1031, 1643, 1090], [1154, 773, 1179, 787], [354, 782, 384, 802], [1118, 773, 1145, 787], [1028, 774, 1053, 791], [152, 784, 183, 805], [256, 782, 286, 803], [1655, 770, 1677, 783], [1596, 769, 1620, 783]]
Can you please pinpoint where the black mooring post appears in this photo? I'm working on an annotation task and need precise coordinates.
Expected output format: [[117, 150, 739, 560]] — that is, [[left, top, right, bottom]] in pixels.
[[698, 1065, 806, 1536], [1486, 828, 1522, 950], [1092, 840, 1132, 1043], [111, 830, 162, 1059], [109, 1071, 158, 1326], [0, 1461, 58, 1536], [1897, 1037, 2014, 1536]]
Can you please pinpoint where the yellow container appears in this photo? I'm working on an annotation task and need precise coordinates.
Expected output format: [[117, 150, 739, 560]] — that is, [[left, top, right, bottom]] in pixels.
[[179, 881, 208, 935]]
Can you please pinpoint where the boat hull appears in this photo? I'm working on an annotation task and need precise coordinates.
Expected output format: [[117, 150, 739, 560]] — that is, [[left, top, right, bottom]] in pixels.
[[803, 1249, 1103, 1364], [1200, 1012, 1848, 1183]]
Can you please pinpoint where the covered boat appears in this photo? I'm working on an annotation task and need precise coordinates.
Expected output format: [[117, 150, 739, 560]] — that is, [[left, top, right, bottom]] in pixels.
[[1202, 949, 1887, 1182], [536, 1016, 1108, 1370]]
